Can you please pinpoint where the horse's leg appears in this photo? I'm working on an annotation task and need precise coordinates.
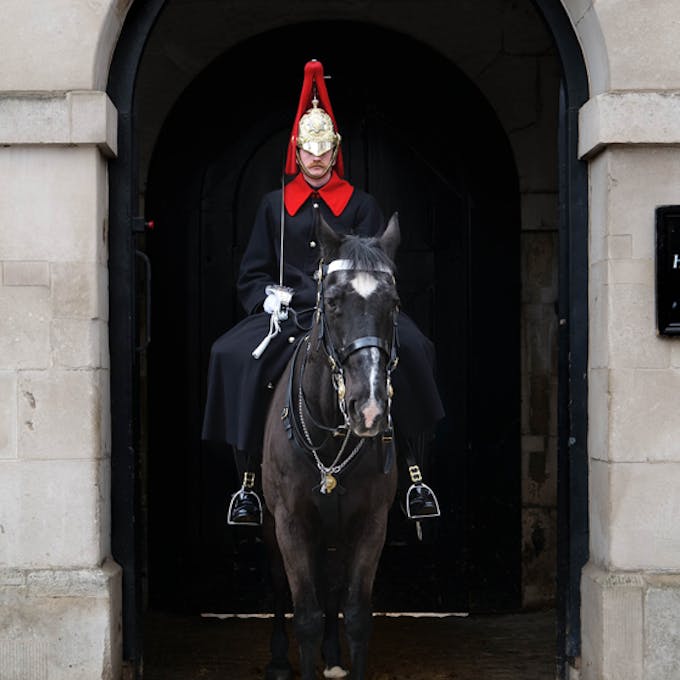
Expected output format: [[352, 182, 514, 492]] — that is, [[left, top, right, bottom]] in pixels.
[[262, 512, 293, 680], [342, 520, 389, 680], [321, 576, 348, 678], [275, 512, 324, 680]]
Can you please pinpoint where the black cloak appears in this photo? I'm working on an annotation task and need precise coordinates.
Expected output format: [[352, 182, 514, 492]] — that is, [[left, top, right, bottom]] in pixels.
[[201, 182, 444, 453]]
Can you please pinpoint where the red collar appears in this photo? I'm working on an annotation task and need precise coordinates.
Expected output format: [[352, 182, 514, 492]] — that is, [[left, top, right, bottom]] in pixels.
[[284, 172, 354, 217]]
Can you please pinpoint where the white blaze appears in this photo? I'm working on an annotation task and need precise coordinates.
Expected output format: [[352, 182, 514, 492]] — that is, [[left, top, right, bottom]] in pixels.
[[351, 272, 378, 299], [361, 347, 382, 429]]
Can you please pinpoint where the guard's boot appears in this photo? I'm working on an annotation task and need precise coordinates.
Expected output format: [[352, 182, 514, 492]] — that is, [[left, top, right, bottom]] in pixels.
[[227, 472, 263, 526], [405, 464, 441, 519]]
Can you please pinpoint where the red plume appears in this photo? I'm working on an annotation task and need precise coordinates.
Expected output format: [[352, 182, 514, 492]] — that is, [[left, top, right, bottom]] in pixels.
[[284, 60, 344, 177]]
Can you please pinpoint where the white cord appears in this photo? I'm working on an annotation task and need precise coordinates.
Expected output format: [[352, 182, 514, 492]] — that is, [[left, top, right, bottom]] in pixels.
[[252, 311, 282, 359], [252, 176, 291, 359], [251, 285, 293, 359]]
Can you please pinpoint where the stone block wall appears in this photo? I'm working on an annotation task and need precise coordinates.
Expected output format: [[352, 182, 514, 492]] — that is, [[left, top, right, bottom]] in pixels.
[[579, 88, 680, 678], [0, 91, 122, 679]]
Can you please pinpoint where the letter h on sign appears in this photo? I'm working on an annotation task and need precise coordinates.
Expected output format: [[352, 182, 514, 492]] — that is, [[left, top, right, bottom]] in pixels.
[[656, 206, 680, 335]]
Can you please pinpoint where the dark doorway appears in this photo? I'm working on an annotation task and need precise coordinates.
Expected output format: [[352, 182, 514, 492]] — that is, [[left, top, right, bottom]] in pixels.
[[142, 22, 521, 618]]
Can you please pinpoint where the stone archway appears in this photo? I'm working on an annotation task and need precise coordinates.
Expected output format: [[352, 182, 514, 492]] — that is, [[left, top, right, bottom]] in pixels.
[[107, 2, 589, 677]]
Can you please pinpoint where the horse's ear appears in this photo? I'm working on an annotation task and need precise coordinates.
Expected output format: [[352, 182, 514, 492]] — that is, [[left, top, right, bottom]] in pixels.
[[379, 212, 401, 261], [316, 211, 342, 260]]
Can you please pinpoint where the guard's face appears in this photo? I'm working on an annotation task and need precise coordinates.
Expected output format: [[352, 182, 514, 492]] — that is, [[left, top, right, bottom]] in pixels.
[[298, 148, 334, 182]]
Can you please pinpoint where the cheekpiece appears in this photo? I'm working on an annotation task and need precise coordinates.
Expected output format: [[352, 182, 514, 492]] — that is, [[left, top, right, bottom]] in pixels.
[[297, 98, 341, 156]]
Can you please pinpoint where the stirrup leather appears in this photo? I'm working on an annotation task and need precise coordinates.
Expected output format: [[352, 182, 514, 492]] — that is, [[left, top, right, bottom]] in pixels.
[[227, 472, 263, 526], [405, 465, 440, 519]]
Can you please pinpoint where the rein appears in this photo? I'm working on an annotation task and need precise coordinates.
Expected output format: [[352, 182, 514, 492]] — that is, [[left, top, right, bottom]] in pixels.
[[282, 256, 399, 495]]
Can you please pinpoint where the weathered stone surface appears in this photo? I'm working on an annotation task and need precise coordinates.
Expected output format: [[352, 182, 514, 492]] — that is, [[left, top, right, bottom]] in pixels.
[[0, 638, 48, 680], [521, 232, 558, 303], [0, 373, 17, 460], [522, 435, 557, 507], [17, 369, 106, 461], [51, 262, 108, 320], [0, 1, 125, 91], [645, 583, 680, 680], [590, 459, 680, 569], [571, 3, 610, 94], [523, 304, 558, 371], [588, 266, 609, 370], [0, 147, 108, 263], [0, 458, 107, 568], [581, 562, 644, 680], [2, 261, 49, 287], [596, 1, 680, 91], [609, 368, 680, 462], [605, 234, 632, 260], [522, 507, 557, 608], [0, 285, 50, 370], [50, 319, 109, 369], [580, 93, 680, 159], [0, 90, 117, 159], [594, 148, 680, 261], [582, 566, 680, 680], [0, 560, 121, 680], [607, 284, 670, 369], [587, 458, 611, 565], [587, 368, 609, 462]]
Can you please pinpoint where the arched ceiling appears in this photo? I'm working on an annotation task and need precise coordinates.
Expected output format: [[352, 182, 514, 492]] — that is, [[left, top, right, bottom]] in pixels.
[[135, 0, 560, 200]]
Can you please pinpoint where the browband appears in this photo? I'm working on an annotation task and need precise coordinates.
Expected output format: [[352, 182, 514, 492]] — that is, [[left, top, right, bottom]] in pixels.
[[325, 259, 393, 276]]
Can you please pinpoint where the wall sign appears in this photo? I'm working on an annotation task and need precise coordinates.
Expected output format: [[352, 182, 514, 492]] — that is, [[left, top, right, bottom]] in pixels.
[[656, 205, 680, 335]]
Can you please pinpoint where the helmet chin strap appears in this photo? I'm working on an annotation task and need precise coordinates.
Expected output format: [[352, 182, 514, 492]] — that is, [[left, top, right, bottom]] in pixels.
[[296, 146, 339, 180]]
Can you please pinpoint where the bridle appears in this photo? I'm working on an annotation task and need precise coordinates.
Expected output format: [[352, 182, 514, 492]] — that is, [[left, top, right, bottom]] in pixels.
[[282, 255, 400, 494], [313, 257, 400, 426]]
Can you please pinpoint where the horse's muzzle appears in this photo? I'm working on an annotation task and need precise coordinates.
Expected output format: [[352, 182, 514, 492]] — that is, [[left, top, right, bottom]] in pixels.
[[348, 396, 388, 437]]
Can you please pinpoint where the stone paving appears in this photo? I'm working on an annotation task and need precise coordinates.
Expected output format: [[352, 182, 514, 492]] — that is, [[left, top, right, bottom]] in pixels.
[[144, 609, 557, 679]]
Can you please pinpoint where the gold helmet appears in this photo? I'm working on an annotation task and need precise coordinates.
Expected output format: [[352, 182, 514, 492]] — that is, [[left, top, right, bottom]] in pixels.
[[297, 97, 341, 157], [285, 60, 345, 176]]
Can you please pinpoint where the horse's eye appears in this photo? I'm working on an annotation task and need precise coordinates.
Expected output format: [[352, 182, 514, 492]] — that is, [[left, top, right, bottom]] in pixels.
[[325, 287, 344, 311]]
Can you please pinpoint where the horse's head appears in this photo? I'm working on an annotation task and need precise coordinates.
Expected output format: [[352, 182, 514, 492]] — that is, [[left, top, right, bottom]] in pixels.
[[316, 212, 401, 438]]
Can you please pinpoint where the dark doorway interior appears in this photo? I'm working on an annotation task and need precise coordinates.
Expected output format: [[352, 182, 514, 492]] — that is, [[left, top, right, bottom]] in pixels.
[[143, 22, 521, 617]]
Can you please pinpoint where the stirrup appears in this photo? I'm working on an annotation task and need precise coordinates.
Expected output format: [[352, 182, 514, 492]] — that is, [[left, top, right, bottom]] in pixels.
[[405, 465, 440, 520], [406, 483, 441, 519], [227, 472, 263, 526]]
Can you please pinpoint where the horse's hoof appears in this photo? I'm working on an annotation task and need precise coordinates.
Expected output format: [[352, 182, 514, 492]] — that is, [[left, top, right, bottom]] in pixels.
[[323, 666, 349, 678], [264, 662, 294, 680]]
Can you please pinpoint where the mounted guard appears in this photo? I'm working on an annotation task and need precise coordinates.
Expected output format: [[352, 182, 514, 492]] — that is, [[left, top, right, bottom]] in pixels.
[[201, 59, 444, 527]]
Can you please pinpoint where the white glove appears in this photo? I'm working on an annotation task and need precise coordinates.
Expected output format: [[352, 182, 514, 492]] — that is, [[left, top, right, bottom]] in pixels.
[[252, 285, 295, 359], [263, 293, 278, 315], [263, 285, 294, 317]]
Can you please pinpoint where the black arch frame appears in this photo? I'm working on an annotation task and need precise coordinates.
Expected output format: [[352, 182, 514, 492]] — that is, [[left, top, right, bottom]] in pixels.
[[530, 2, 590, 675], [107, 0, 166, 665], [107, 1, 589, 676]]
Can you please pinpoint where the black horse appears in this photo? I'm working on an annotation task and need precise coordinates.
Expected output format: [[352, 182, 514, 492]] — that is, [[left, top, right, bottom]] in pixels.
[[261, 211, 401, 680]]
